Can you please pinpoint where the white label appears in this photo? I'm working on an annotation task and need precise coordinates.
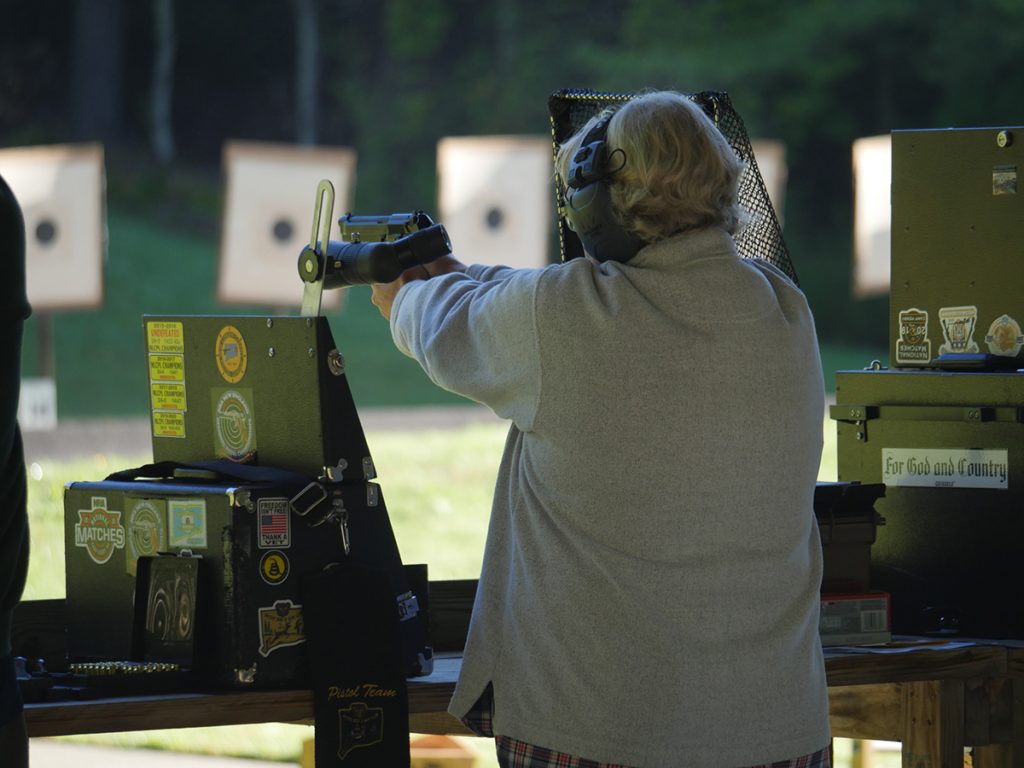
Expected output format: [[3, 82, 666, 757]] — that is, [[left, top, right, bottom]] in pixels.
[[18, 377, 58, 431], [882, 448, 1009, 489]]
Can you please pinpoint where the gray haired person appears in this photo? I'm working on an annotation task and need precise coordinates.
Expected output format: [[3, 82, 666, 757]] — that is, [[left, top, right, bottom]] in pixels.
[[373, 91, 830, 767]]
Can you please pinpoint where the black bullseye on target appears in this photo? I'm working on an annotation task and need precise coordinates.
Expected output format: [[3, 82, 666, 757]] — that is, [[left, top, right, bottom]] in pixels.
[[485, 207, 504, 230], [437, 135, 551, 269], [35, 218, 58, 245], [272, 218, 293, 242]]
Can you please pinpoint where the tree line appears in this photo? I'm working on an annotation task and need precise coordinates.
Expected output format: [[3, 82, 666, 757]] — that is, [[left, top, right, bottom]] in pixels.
[[3, 0, 1022, 343]]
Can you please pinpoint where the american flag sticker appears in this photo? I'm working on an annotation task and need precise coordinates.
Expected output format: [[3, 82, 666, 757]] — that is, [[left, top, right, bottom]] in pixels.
[[258, 497, 291, 549]]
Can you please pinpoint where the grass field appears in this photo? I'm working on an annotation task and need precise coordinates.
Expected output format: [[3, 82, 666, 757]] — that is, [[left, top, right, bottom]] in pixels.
[[24, 415, 841, 765]]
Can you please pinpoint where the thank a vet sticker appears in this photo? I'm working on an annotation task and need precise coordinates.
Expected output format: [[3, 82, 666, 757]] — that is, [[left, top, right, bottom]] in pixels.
[[213, 388, 257, 462], [258, 497, 291, 549], [169, 498, 207, 548], [75, 496, 126, 565], [126, 498, 167, 576], [896, 308, 931, 365], [985, 314, 1024, 357], [938, 305, 979, 355], [258, 599, 305, 657]]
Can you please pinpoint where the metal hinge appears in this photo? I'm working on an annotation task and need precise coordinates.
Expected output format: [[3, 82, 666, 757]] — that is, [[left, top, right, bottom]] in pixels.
[[828, 405, 878, 443]]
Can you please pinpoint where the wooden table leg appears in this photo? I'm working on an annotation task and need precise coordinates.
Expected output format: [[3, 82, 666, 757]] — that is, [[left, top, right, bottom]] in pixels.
[[901, 679, 966, 768]]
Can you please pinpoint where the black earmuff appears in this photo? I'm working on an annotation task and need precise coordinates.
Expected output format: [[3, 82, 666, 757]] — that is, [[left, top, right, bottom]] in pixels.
[[563, 115, 645, 264]]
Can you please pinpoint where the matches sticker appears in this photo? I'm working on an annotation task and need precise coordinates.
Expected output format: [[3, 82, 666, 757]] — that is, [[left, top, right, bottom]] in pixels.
[[74, 496, 126, 565], [896, 308, 931, 365]]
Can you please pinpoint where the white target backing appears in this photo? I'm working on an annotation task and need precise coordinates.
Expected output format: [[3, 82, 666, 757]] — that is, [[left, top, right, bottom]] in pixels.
[[852, 134, 892, 298], [437, 136, 552, 269], [219, 141, 356, 309], [0, 143, 105, 310], [750, 139, 788, 228]]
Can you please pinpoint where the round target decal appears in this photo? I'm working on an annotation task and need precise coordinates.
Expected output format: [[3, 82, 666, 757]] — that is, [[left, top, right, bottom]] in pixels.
[[213, 388, 257, 462]]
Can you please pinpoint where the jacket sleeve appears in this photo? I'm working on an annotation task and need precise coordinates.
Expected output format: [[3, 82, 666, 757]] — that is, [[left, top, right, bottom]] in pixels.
[[390, 267, 544, 430]]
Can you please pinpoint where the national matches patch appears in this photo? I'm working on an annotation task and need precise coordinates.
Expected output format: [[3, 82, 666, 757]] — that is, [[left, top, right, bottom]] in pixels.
[[896, 307, 931, 364], [74, 496, 126, 565]]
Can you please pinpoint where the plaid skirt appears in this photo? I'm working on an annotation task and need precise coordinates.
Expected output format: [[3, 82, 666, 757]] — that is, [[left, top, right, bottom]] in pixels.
[[461, 685, 831, 768]]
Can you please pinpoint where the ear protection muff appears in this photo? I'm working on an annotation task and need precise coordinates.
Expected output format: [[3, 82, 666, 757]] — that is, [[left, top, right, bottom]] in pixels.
[[562, 114, 646, 263]]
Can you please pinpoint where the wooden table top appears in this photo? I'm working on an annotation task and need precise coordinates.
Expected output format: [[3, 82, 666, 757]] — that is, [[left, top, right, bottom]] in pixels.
[[25, 642, 1016, 739]]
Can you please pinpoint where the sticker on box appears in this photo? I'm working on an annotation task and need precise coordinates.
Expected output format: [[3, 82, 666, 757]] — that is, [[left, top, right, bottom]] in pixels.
[[150, 382, 186, 412], [146, 321, 185, 354], [258, 497, 291, 549], [215, 325, 248, 384], [149, 353, 185, 382], [985, 314, 1024, 357], [212, 388, 257, 462], [993, 165, 1017, 196], [260, 550, 290, 585], [896, 308, 931, 364], [258, 599, 305, 657], [126, 498, 167, 576], [74, 496, 126, 565], [938, 305, 979, 355], [152, 411, 186, 439], [169, 499, 208, 548], [882, 447, 1008, 490]]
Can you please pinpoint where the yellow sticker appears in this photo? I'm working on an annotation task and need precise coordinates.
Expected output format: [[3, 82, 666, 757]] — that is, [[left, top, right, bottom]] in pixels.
[[215, 325, 248, 384], [149, 353, 185, 382], [150, 382, 186, 411], [146, 321, 185, 354], [260, 550, 290, 585], [152, 411, 186, 438], [258, 600, 305, 657]]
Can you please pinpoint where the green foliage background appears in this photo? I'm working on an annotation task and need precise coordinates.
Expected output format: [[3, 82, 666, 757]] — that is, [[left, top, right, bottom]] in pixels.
[[6, 0, 1024, 414]]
